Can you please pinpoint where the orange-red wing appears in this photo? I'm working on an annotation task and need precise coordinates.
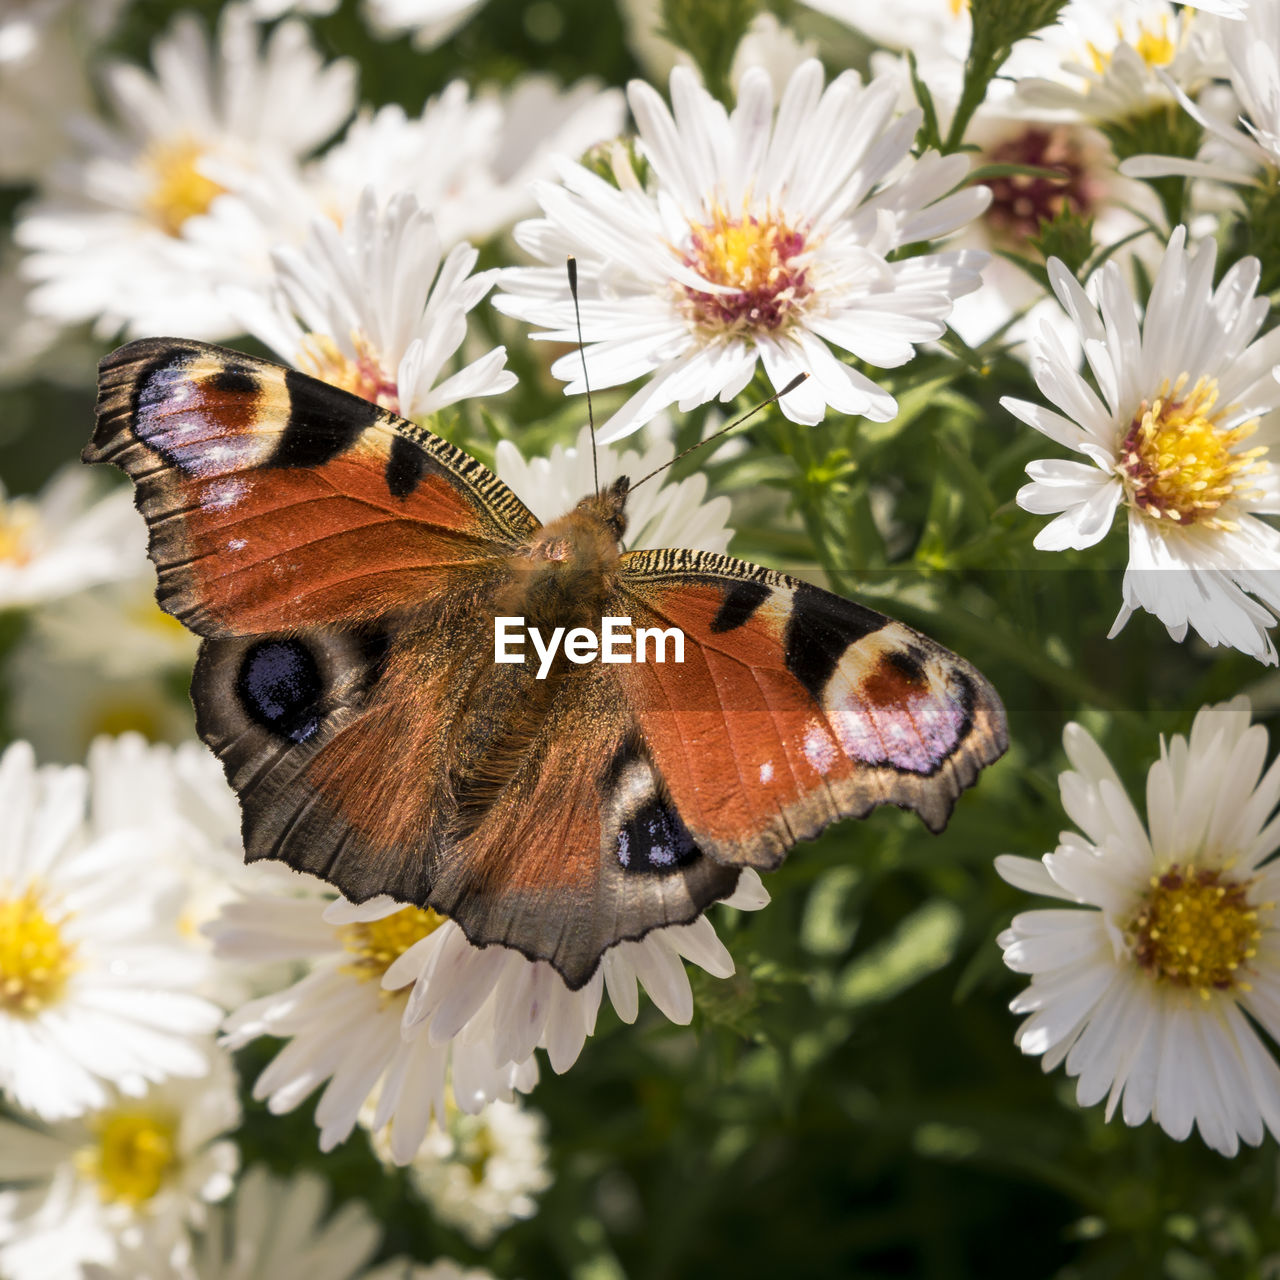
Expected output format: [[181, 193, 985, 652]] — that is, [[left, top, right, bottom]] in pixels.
[[617, 549, 1008, 869], [86, 338, 538, 637]]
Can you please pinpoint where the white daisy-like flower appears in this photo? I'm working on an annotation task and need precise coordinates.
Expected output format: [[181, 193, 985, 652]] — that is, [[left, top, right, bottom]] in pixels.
[[1002, 226, 1280, 663], [225, 188, 515, 423], [15, 2, 357, 339], [0, 740, 223, 1120], [997, 697, 1280, 1157], [364, 1096, 551, 1246], [321, 78, 625, 249], [495, 59, 991, 441], [31, 581, 197, 679], [1013, 0, 1223, 125], [361, 0, 488, 50], [188, 75, 624, 282], [0, 468, 146, 611], [209, 869, 767, 1164], [0, 6, 94, 186], [83, 1165, 382, 1280], [730, 13, 818, 93], [494, 424, 734, 554], [83, 734, 297, 1007], [1123, 0, 1279, 184], [0, 1051, 239, 1279], [6, 643, 195, 765]]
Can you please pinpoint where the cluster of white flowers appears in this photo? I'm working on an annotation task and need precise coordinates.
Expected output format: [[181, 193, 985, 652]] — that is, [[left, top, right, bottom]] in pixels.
[[6, 0, 1280, 1271]]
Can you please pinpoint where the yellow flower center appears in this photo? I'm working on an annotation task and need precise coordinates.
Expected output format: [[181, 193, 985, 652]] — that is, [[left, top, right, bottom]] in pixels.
[[339, 905, 447, 983], [1116, 374, 1267, 528], [1127, 865, 1264, 998], [126, 596, 192, 644], [0, 501, 38, 567], [77, 1108, 179, 1206], [948, 0, 968, 16], [298, 333, 401, 414], [679, 205, 813, 338], [0, 886, 76, 1016], [142, 138, 226, 237], [1087, 14, 1177, 74], [86, 699, 168, 742]]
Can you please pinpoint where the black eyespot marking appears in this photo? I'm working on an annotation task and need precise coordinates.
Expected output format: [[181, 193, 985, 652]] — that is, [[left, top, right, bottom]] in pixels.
[[206, 367, 258, 396], [884, 646, 927, 685], [271, 368, 380, 468], [386, 434, 429, 498], [236, 640, 324, 743], [784, 582, 887, 703], [616, 797, 699, 873], [710, 579, 771, 633]]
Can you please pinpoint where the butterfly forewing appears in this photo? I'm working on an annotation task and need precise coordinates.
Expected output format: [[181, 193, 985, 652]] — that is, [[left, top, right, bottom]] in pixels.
[[87, 338, 538, 636], [616, 548, 1008, 865]]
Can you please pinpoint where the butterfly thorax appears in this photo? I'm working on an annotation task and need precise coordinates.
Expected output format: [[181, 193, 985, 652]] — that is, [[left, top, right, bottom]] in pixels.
[[502, 477, 630, 633]]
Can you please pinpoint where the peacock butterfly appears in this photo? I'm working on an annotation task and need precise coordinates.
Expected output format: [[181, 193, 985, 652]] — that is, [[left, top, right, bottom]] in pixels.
[[86, 337, 1008, 989]]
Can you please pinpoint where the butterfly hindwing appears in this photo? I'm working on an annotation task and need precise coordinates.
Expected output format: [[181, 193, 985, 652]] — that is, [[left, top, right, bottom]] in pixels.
[[616, 549, 1008, 868], [87, 338, 539, 636]]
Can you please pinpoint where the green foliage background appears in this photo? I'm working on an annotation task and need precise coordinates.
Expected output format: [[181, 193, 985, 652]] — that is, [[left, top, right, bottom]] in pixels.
[[4, 0, 1280, 1277]]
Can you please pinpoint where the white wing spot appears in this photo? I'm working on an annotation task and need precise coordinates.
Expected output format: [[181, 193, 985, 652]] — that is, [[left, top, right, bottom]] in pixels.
[[803, 721, 836, 775], [759, 760, 774, 784]]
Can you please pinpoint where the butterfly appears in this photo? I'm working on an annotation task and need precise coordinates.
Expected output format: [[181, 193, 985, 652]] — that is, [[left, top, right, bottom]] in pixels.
[[87, 337, 1008, 989]]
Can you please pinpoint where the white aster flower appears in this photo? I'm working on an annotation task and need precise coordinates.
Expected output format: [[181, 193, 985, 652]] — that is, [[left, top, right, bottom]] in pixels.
[[494, 424, 734, 553], [226, 188, 515, 423], [360, 0, 488, 49], [0, 740, 223, 1120], [0, 1052, 239, 1279], [318, 77, 626, 247], [189, 77, 624, 280], [495, 60, 991, 441], [1122, 0, 1280, 184], [31, 581, 197, 679], [364, 1096, 551, 1247], [209, 871, 767, 1164], [0, 468, 145, 611], [82, 1165, 382, 1280], [730, 13, 818, 93], [82, 734, 298, 1007], [15, 3, 357, 339], [6, 643, 195, 765], [1014, 0, 1223, 124], [997, 697, 1280, 1157], [0, 7, 94, 186], [1003, 226, 1280, 663]]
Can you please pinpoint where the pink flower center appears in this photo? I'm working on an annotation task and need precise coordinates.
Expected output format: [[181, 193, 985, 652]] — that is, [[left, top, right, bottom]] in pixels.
[[679, 206, 813, 337]]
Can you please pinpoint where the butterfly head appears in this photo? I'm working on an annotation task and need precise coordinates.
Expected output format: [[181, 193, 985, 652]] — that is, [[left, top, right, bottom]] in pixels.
[[572, 473, 630, 545]]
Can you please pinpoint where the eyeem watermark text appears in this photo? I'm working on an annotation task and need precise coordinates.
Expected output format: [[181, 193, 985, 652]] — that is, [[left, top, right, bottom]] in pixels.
[[494, 616, 685, 679]]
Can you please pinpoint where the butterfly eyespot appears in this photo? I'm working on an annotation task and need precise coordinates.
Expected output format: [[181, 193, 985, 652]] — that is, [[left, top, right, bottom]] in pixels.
[[615, 797, 698, 873], [236, 639, 324, 744], [204, 366, 258, 396]]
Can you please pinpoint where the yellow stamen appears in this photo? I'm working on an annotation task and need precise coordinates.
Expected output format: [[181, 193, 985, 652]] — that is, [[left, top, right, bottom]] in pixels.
[[339, 905, 447, 983], [1116, 374, 1267, 528], [77, 1108, 179, 1206], [1127, 865, 1263, 995], [0, 886, 76, 1016], [141, 138, 226, 237], [0, 500, 38, 568], [679, 204, 812, 338], [297, 333, 401, 414]]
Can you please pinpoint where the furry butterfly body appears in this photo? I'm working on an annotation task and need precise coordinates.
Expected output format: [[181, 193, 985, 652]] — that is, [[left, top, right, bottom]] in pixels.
[[87, 337, 1008, 988]]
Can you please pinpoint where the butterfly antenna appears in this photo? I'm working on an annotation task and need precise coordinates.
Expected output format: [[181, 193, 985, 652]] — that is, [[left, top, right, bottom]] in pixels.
[[628, 372, 809, 492], [566, 257, 599, 498]]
